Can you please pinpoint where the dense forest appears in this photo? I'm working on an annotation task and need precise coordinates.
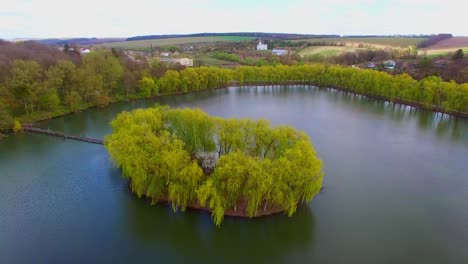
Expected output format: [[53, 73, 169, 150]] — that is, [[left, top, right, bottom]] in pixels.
[[1, 43, 468, 131], [105, 106, 324, 226]]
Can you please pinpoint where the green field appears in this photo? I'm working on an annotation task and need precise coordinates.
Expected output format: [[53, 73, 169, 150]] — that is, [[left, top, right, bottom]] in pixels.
[[297, 46, 359, 57], [422, 48, 468, 58], [196, 56, 240, 67], [293, 37, 427, 48], [100, 36, 254, 50]]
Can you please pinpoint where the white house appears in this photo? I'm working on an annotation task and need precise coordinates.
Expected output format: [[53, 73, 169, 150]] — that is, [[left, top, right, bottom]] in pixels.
[[384, 60, 396, 69], [160, 57, 193, 67], [367, 62, 376, 69], [177, 58, 193, 67], [272, 49, 288, 56], [257, 41, 267, 51], [80, 48, 91, 54]]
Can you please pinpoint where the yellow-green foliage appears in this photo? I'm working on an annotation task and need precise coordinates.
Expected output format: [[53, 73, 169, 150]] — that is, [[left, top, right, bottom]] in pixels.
[[13, 120, 22, 133], [105, 106, 324, 226], [231, 65, 468, 113], [145, 64, 468, 113]]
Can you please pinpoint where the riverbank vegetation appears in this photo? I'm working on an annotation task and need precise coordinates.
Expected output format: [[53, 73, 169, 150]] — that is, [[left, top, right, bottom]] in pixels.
[[105, 106, 323, 226], [132, 64, 468, 115], [2, 43, 468, 131]]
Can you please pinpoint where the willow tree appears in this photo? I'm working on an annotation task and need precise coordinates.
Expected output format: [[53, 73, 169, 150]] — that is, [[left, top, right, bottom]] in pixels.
[[158, 70, 180, 94], [165, 107, 216, 155], [106, 107, 205, 210], [105, 105, 324, 226], [138, 76, 156, 97]]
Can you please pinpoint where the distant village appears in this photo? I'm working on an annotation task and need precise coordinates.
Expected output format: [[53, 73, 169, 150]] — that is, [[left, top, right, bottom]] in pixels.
[[256, 40, 289, 56], [66, 40, 295, 68], [48, 35, 467, 84]]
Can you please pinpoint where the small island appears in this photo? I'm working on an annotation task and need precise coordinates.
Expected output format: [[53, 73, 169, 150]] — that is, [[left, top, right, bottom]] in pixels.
[[105, 106, 323, 226]]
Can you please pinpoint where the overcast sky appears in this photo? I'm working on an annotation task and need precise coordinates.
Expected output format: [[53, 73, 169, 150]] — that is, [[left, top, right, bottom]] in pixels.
[[0, 0, 465, 39]]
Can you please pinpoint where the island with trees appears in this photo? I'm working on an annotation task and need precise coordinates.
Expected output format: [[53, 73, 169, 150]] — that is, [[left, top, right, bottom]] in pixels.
[[105, 106, 324, 226]]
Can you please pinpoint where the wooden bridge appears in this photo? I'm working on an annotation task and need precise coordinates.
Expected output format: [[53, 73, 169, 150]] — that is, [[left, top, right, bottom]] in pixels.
[[22, 125, 104, 145]]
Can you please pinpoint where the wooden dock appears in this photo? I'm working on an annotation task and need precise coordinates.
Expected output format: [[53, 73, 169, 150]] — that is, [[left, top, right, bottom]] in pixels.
[[22, 125, 104, 145]]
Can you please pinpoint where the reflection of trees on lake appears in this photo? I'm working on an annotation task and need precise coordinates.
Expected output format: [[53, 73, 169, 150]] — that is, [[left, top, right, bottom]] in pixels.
[[435, 115, 464, 141], [158, 89, 227, 108], [67, 112, 89, 135], [415, 111, 467, 143], [123, 196, 316, 263], [234, 85, 312, 97], [318, 86, 468, 146], [34, 84, 467, 147], [210, 85, 468, 146]]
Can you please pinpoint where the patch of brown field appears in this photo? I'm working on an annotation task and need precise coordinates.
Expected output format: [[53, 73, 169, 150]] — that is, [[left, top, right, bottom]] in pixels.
[[426, 37, 468, 49]]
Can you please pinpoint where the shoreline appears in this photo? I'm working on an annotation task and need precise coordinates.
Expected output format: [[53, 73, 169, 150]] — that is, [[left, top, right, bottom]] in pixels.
[[3, 82, 468, 134], [161, 199, 287, 218], [237, 81, 468, 119], [143, 185, 324, 218]]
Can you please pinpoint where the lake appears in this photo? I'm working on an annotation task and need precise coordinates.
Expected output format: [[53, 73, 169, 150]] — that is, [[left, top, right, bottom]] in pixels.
[[1, 85, 467, 263]]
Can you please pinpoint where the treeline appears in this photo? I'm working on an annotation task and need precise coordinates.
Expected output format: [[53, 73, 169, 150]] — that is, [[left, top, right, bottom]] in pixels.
[[307, 41, 345, 47], [105, 106, 323, 226], [303, 47, 421, 65], [139, 64, 468, 114], [342, 35, 433, 38], [267, 40, 345, 49], [333, 49, 392, 65], [36, 38, 125, 46], [417, 34, 453, 48], [2, 48, 468, 130], [237, 65, 468, 114], [139, 66, 233, 96], [303, 49, 394, 65]]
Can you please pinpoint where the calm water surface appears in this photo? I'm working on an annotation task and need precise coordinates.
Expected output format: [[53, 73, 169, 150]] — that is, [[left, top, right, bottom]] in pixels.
[[1, 86, 467, 263]]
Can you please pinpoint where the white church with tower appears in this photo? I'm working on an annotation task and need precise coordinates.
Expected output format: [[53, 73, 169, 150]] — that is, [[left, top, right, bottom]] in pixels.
[[256, 40, 268, 51]]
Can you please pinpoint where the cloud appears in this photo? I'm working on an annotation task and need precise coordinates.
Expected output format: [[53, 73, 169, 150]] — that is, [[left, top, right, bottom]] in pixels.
[[0, 0, 465, 38]]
